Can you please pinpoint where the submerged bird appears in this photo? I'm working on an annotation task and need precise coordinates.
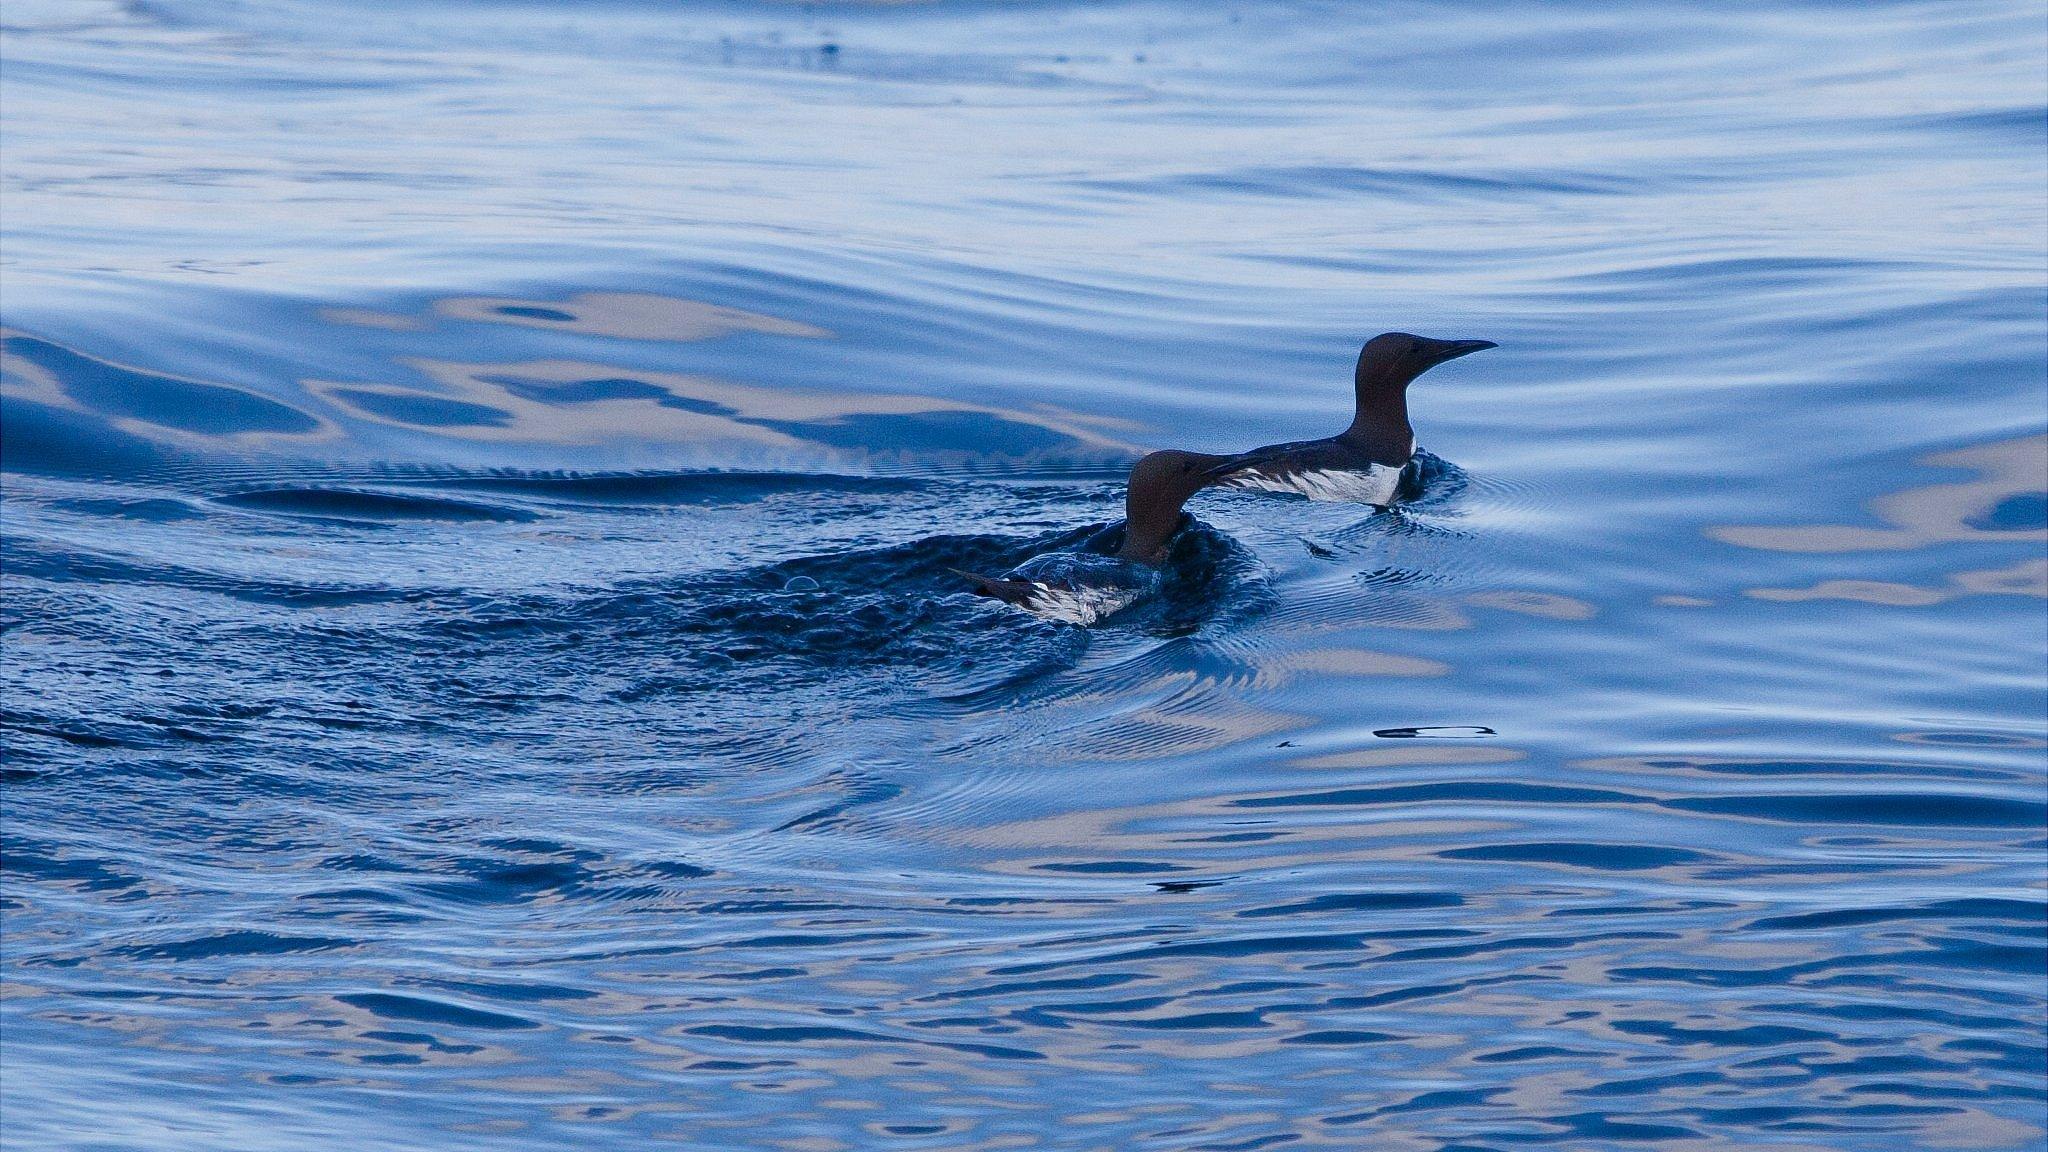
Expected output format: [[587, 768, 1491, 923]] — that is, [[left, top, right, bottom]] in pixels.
[[956, 449, 1226, 624], [1205, 332, 1495, 504]]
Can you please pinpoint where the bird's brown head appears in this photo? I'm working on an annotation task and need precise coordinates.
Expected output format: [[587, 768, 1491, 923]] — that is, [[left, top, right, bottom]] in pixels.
[[1354, 332, 1497, 392]]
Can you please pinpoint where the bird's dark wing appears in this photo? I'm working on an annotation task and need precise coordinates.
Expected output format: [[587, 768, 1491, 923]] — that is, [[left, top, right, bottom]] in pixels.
[[1199, 452, 1279, 481], [1199, 439, 1333, 482]]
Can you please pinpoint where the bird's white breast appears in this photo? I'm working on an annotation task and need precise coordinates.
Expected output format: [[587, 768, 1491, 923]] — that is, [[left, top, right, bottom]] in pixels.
[[1220, 463, 1404, 505]]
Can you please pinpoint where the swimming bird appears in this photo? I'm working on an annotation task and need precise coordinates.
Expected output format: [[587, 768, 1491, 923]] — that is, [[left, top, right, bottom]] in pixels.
[[1204, 332, 1495, 504], [956, 449, 1227, 624]]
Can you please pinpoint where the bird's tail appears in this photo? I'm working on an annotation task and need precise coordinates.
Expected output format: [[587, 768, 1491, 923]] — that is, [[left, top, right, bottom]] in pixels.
[[949, 567, 1042, 607]]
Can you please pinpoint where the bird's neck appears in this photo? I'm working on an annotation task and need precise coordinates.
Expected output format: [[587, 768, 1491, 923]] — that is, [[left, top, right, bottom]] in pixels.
[[1341, 381, 1415, 463], [1117, 520, 1178, 565], [1118, 492, 1191, 565]]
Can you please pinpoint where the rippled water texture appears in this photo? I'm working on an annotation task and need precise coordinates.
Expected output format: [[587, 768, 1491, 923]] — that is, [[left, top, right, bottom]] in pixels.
[[4, 2, 2045, 1149]]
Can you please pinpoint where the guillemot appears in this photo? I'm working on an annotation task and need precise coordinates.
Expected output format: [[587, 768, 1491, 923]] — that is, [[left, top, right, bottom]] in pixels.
[[956, 449, 1226, 624], [1204, 333, 1495, 504]]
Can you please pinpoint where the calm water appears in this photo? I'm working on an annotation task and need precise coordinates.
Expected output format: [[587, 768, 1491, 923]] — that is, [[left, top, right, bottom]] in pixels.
[[4, 2, 2046, 1149]]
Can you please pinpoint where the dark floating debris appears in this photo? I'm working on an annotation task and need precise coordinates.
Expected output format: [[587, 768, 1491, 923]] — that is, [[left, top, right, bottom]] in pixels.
[[1152, 878, 1229, 894], [1374, 726, 1497, 739], [493, 305, 576, 322]]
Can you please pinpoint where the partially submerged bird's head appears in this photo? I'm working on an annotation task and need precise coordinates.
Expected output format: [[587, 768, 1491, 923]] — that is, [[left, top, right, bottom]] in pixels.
[[1120, 449, 1231, 565]]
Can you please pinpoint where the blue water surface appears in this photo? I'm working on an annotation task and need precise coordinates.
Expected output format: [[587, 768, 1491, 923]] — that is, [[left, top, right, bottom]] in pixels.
[[3, 1, 2045, 1149]]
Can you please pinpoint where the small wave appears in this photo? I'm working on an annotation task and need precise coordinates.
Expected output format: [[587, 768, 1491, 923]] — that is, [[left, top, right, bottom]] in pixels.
[[0, 536, 431, 606], [335, 992, 539, 1032], [1067, 164, 1664, 203], [47, 495, 208, 522], [1557, 255, 1913, 290], [1662, 792, 2046, 828], [1893, 105, 2048, 145], [1437, 843, 1720, 871], [111, 931, 354, 960], [214, 487, 539, 523], [434, 469, 926, 507]]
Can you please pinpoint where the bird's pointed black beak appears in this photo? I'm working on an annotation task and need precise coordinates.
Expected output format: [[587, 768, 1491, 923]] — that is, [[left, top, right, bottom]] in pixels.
[[1431, 339, 1497, 365]]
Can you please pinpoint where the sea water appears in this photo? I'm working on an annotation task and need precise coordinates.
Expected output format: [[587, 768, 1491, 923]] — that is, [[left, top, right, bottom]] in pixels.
[[3, 2, 2044, 1149]]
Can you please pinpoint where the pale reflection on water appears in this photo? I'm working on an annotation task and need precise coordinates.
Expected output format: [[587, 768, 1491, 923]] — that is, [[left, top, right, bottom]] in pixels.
[[1713, 435, 2046, 554]]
